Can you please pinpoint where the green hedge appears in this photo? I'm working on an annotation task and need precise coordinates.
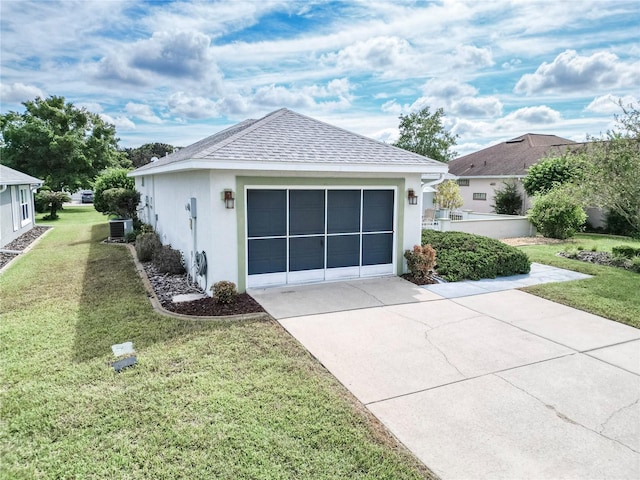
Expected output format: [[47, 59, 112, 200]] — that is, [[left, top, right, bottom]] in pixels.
[[612, 245, 640, 259], [421, 230, 531, 282]]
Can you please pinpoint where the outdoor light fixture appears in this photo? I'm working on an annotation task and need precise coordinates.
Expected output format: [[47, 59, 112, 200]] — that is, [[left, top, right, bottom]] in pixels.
[[407, 189, 418, 205], [223, 189, 235, 209]]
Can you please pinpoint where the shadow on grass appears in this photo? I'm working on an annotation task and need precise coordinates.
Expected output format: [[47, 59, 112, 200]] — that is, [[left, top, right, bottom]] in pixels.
[[72, 224, 229, 362]]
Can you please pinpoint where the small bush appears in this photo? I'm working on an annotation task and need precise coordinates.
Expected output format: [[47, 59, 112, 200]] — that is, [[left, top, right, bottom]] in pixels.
[[124, 231, 137, 243], [612, 245, 640, 259], [153, 245, 185, 274], [631, 257, 640, 274], [212, 281, 238, 304], [492, 180, 523, 215], [527, 188, 587, 240], [421, 230, 531, 282], [404, 244, 437, 280], [135, 232, 161, 262]]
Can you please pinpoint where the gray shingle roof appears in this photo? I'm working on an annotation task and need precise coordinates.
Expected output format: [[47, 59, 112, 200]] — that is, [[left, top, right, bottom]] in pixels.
[[0, 164, 44, 186], [449, 133, 580, 177], [133, 108, 444, 173]]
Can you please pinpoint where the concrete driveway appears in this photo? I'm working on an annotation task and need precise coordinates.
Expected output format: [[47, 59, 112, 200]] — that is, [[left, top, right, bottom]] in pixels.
[[250, 275, 640, 479]]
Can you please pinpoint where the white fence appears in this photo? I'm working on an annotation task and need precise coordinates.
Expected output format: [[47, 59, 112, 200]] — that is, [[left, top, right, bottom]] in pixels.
[[424, 210, 536, 239]]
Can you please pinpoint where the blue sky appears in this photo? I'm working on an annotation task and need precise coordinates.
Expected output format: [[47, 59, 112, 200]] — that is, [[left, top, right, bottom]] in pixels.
[[1, 0, 638, 156]]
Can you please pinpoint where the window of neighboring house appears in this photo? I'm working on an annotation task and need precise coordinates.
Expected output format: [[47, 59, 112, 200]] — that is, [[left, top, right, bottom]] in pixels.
[[473, 193, 487, 201], [457, 179, 470, 186], [19, 186, 31, 226], [141, 176, 145, 186]]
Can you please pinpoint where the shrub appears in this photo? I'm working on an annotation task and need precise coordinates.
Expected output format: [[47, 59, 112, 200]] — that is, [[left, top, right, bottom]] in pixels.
[[136, 232, 162, 262], [93, 168, 135, 215], [527, 187, 587, 240], [606, 210, 639, 238], [212, 281, 238, 304], [101, 187, 140, 219], [492, 180, 523, 215], [612, 245, 640, 259], [153, 245, 185, 274], [404, 244, 437, 280], [421, 230, 531, 282]]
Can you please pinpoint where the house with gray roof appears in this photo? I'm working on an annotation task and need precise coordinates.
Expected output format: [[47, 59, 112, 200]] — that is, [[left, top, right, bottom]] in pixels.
[[130, 108, 447, 292], [0, 164, 44, 248], [448, 133, 578, 213]]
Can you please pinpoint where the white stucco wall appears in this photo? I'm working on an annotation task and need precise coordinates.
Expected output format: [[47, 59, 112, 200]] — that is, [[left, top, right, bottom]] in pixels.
[[0, 185, 36, 248], [135, 169, 424, 293], [458, 177, 529, 214]]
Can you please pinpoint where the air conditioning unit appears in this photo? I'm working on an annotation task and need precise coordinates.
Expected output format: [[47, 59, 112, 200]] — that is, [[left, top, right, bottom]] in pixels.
[[109, 219, 134, 238]]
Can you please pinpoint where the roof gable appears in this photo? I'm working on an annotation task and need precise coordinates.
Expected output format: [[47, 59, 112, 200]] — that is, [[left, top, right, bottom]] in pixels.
[[0, 164, 44, 186], [449, 133, 579, 177], [133, 108, 445, 174]]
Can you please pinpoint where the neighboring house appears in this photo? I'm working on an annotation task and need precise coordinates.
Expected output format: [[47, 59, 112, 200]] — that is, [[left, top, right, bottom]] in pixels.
[[0, 165, 44, 248], [448, 134, 578, 213], [130, 108, 447, 293]]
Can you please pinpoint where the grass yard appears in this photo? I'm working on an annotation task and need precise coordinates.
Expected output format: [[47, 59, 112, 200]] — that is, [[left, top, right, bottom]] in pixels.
[[1, 207, 433, 479], [519, 233, 640, 329]]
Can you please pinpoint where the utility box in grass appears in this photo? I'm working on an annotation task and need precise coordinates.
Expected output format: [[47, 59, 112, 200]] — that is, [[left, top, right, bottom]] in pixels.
[[109, 219, 133, 239]]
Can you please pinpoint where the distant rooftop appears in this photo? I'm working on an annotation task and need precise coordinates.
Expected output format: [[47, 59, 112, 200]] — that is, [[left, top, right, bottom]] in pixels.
[[449, 133, 581, 177]]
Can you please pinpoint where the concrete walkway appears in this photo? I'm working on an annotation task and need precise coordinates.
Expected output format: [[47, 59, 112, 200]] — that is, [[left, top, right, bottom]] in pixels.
[[250, 268, 640, 479]]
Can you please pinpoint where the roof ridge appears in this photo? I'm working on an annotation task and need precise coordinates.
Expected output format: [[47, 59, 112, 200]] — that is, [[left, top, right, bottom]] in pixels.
[[279, 108, 440, 163], [194, 108, 289, 158]]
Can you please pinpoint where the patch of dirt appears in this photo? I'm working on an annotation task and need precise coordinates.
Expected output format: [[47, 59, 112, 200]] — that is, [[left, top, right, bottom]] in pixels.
[[501, 236, 567, 246], [400, 273, 438, 285], [140, 261, 265, 317], [0, 226, 50, 270], [164, 293, 265, 317]]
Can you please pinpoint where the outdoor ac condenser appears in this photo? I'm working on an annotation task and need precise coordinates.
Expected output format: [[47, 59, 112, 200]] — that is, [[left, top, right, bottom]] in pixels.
[[109, 219, 134, 238]]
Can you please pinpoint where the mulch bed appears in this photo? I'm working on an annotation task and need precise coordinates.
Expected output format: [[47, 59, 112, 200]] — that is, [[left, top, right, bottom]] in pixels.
[[401, 273, 438, 285], [163, 294, 266, 317], [0, 226, 50, 270]]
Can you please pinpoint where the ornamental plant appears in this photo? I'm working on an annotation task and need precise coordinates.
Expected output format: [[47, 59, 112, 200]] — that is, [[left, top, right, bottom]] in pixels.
[[434, 180, 463, 211], [404, 244, 437, 280], [212, 281, 238, 304]]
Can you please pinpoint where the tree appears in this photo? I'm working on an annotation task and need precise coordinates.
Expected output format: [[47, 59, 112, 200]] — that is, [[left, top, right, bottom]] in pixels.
[[394, 107, 457, 162], [492, 180, 523, 215], [36, 190, 71, 220], [575, 102, 640, 236], [123, 143, 176, 168], [0, 96, 129, 191], [101, 188, 140, 219], [434, 180, 463, 211], [93, 168, 136, 215], [522, 154, 581, 196]]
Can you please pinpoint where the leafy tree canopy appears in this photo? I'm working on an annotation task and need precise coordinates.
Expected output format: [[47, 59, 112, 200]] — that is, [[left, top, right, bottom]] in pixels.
[[123, 143, 176, 168], [576, 101, 640, 236], [434, 180, 463, 210], [393, 106, 458, 163], [522, 153, 581, 196], [0, 96, 130, 191]]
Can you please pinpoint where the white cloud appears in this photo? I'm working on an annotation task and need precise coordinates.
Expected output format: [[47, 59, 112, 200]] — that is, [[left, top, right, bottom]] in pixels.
[[514, 49, 639, 95], [381, 100, 402, 115], [585, 94, 639, 113], [125, 102, 163, 124], [100, 114, 136, 131], [0, 82, 45, 103], [322, 36, 414, 72], [93, 56, 150, 86], [501, 105, 562, 125], [167, 92, 219, 120], [451, 96, 503, 117], [453, 44, 494, 68]]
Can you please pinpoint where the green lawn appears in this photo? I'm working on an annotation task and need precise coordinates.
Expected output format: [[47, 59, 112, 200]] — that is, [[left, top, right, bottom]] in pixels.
[[519, 233, 640, 328], [1, 207, 433, 479]]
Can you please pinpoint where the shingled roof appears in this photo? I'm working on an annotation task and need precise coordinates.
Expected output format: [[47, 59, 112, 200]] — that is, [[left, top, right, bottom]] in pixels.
[[0, 164, 44, 186], [448, 134, 579, 177], [132, 108, 446, 175]]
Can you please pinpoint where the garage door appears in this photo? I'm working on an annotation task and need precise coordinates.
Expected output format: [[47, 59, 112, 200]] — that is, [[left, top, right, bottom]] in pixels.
[[247, 188, 395, 288]]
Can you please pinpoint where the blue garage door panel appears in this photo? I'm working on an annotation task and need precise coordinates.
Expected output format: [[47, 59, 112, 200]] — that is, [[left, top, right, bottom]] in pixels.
[[327, 235, 360, 268], [290, 237, 324, 271], [362, 233, 393, 266], [248, 238, 286, 275], [247, 190, 286, 238]]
